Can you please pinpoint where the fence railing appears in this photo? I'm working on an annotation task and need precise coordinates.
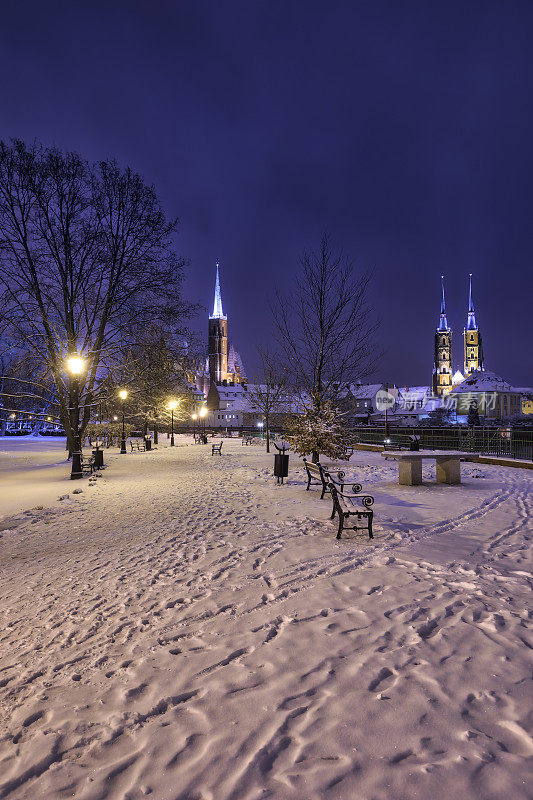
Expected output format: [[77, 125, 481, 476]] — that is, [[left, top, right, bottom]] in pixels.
[[350, 425, 533, 461]]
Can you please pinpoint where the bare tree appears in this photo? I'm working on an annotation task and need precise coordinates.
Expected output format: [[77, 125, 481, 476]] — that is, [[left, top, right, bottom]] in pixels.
[[273, 234, 379, 414], [0, 140, 195, 453], [246, 349, 287, 452]]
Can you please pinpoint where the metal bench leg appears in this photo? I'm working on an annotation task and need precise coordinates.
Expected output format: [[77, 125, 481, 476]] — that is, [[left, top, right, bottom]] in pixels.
[[367, 514, 374, 539], [330, 501, 336, 520], [337, 515, 344, 539]]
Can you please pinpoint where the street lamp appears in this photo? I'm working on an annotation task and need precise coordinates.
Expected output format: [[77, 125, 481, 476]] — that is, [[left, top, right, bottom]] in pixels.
[[257, 421, 264, 439], [199, 406, 207, 439], [191, 412, 198, 439], [168, 399, 178, 446], [119, 389, 128, 453], [65, 354, 87, 480]]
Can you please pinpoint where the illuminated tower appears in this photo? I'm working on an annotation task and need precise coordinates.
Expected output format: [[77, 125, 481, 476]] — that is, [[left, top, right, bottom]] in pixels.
[[432, 276, 453, 396], [463, 273, 484, 376], [208, 263, 228, 384]]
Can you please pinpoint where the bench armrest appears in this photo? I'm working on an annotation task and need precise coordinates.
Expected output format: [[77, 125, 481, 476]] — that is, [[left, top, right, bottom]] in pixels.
[[337, 490, 374, 510]]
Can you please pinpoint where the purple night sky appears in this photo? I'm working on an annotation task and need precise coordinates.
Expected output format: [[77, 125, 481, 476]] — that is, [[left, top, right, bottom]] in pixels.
[[1, 0, 532, 386]]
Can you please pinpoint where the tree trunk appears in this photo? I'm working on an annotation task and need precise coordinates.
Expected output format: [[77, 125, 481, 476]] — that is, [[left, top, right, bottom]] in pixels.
[[312, 450, 319, 464], [266, 417, 270, 453]]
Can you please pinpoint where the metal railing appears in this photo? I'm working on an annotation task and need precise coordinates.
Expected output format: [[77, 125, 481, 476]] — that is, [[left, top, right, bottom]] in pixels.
[[350, 425, 533, 461]]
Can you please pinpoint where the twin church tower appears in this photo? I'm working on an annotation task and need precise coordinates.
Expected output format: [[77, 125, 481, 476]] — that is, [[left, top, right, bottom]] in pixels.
[[433, 275, 484, 397]]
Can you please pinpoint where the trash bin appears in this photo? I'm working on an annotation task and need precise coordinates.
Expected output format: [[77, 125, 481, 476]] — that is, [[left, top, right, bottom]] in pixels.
[[274, 454, 289, 484], [92, 447, 104, 468], [145, 437, 152, 451], [409, 435, 420, 452], [273, 441, 290, 484]]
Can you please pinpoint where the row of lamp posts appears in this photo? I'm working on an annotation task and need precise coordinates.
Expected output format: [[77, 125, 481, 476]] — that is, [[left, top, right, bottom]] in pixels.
[[65, 352, 211, 478]]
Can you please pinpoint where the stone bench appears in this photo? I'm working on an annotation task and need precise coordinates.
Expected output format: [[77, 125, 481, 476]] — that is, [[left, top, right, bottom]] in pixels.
[[381, 450, 476, 486]]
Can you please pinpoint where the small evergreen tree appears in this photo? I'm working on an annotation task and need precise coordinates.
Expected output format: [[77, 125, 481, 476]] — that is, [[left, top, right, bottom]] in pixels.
[[288, 402, 351, 463]]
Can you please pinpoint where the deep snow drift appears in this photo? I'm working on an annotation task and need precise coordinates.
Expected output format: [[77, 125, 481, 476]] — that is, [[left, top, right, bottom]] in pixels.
[[0, 438, 531, 800]]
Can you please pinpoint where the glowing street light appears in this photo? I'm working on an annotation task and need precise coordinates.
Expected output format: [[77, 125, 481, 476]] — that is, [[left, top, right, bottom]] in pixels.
[[65, 355, 86, 375], [65, 354, 87, 479], [118, 389, 128, 454], [199, 406, 207, 440], [168, 399, 178, 446]]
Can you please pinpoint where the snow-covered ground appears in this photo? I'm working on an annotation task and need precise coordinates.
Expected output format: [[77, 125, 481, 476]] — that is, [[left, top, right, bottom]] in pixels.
[[0, 437, 531, 800]]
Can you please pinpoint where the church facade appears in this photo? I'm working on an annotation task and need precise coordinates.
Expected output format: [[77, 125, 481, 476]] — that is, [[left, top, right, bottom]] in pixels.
[[432, 274, 484, 396]]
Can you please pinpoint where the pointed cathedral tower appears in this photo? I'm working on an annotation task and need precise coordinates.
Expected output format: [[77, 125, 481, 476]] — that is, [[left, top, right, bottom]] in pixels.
[[432, 276, 453, 396], [463, 274, 484, 376], [208, 263, 228, 384]]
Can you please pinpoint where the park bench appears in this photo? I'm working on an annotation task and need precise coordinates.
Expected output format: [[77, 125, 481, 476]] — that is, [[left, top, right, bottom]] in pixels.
[[381, 450, 476, 486], [211, 442, 223, 455], [327, 480, 374, 540], [80, 454, 96, 475], [130, 439, 146, 452], [303, 458, 346, 499]]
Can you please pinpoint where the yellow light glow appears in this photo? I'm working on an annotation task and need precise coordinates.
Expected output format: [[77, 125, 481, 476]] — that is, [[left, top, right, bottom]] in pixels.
[[9, 413, 15, 419], [191, 413, 198, 420], [113, 415, 118, 421], [119, 389, 128, 400], [66, 355, 86, 375], [167, 399, 178, 410], [199, 407, 207, 418], [47, 416, 52, 422]]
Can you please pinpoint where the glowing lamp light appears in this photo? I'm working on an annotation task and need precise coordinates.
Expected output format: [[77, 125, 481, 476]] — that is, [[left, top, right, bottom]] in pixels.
[[168, 399, 178, 411], [191, 413, 198, 420], [113, 415, 118, 421], [9, 413, 15, 419], [119, 389, 128, 401], [257, 422, 264, 428], [47, 416, 52, 422], [66, 355, 86, 375], [199, 407, 207, 418]]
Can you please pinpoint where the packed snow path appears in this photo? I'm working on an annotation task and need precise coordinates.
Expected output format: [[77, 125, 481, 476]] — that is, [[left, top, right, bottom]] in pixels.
[[0, 440, 531, 800]]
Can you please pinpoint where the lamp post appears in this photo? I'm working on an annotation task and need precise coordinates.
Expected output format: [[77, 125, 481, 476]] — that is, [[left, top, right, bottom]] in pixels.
[[65, 355, 86, 480], [199, 406, 207, 440], [257, 421, 264, 439], [119, 389, 128, 453], [168, 399, 178, 446], [191, 412, 197, 439]]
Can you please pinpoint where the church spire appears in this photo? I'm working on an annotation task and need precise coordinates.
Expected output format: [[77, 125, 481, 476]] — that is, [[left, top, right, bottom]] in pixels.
[[438, 275, 449, 331], [210, 261, 226, 320], [466, 273, 477, 330]]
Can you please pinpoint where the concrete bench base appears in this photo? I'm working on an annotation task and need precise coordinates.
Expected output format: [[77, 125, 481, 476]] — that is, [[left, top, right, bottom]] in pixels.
[[398, 458, 422, 485], [436, 456, 461, 485], [382, 451, 478, 487]]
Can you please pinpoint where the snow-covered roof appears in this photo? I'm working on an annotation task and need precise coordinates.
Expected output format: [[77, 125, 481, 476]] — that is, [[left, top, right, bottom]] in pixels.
[[451, 370, 516, 394], [346, 384, 383, 400], [398, 386, 431, 401]]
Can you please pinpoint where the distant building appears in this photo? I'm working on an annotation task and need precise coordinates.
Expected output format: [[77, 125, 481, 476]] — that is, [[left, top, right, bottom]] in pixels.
[[449, 370, 522, 420], [432, 275, 485, 395], [432, 277, 453, 397], [463, 273, 484, 377], [194, 263, 247, 398]]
